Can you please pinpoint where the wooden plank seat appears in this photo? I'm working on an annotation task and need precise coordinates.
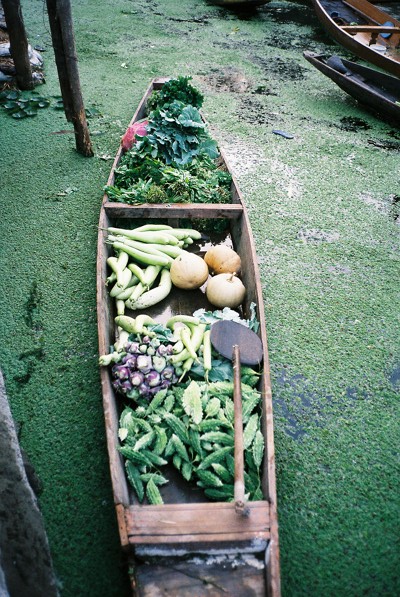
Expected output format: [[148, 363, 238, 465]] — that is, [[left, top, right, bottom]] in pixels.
[[342, 0, 400, 46], [124, 501, 271, 545], [342, 25, 400, 33]]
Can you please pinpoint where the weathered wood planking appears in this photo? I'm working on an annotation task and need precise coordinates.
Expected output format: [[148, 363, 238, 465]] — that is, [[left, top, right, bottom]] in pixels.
[[312, 0, 400, 78], [97, 77, 281, 596], [125, 502, 270, 544], [303, 51, 400, 125], [134, 558, 267, 597]]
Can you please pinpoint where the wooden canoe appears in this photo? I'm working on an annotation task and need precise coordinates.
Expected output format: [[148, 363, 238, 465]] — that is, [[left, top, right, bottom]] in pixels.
[[96, 78, 280, 596], [304, 51, 400, 123], [311, 0, 400, 78]]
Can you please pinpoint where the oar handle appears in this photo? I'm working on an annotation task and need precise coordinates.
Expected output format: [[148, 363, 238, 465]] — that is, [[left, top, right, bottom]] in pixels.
[[233, 344, 249, 517]]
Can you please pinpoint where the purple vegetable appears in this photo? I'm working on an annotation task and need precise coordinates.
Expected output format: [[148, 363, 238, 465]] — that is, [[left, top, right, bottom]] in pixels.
[[130, 370, 145, 386], [136, 354, 152, 373], [114, 366, 130, 380], [156, 344, 167, 356], [128, 341, 140, 353], [122, 354, 138, 368], [138, 382, 151, 398], [148, 384, 164, 396], [120, 380, 133, 394], [153, 355, 167, 373], [145, 370, 161, 388], [161, 364, 175, 380]]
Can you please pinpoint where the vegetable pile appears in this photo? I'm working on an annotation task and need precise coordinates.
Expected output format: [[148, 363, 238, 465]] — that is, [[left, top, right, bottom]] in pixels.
[[99, 300, 264, 503], [104, 76, 232, 205], [118, 379, 265, 505], [104, 223, 202, 314], [104, 222, 247, 316], [98, 77, 265, 504]]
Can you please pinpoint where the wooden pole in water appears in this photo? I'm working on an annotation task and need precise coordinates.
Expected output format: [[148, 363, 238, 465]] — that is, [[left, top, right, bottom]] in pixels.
[[46, 0, 93, 157], [2, 0, 34, 90]]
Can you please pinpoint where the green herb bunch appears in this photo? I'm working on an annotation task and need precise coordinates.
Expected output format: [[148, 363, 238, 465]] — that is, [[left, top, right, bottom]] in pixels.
[[105, 153, 231, 205], [147, 75, 204, 112]]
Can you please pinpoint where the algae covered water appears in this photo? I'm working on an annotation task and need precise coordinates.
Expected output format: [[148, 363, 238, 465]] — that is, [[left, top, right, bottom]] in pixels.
[[0, 1, 399, 596]]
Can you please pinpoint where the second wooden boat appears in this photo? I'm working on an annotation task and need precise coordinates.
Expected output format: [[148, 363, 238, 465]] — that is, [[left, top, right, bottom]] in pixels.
[[97, 77, 280, 596], [312, 0, 400, 77], [304, 51, 400, 123]]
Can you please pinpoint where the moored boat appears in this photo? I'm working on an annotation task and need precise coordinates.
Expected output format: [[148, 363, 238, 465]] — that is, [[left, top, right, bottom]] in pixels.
[[96, 77, 280, 596], [311, 0, 400, 77], [304, 51, 400, 123]]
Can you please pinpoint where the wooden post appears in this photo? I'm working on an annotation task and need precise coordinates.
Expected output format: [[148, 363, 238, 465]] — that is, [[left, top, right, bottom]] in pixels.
[[46, 0, 93, 157], [2, 0, 34, 90]]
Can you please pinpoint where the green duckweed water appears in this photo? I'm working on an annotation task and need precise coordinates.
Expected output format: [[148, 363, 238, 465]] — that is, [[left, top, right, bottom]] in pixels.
[[0, 1, 399, 595]]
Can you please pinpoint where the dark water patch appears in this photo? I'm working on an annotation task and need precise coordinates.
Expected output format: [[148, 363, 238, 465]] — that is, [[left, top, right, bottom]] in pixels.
[[272, 368, 368, 440], [24, 281, 42, 331], [250, 54, 307, 81], [154, 13, 210, 24], [387, 130, 400, 140], [367, 138, 400, 151], [273, 369, 311, 440], [14, 282, 45, 385], [339, 116, 371, 132], [237, 95, 279, 125], [267, 2, 315, 26], [215, 6, 263, 21], [389, 195, 400, 223], [258, 32, 320, 51], [14, 345, 45, 386], [251, 83, 278, 96], [389, 364, 400, 390], [346, 387, 368, 401]]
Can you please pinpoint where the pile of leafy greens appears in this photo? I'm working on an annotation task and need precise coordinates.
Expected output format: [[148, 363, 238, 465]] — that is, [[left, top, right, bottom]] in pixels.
[[105, 77, 232, 205]]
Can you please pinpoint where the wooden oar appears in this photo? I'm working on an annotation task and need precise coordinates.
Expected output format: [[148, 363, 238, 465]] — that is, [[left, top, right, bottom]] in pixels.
[[210, 320, 263, 516]]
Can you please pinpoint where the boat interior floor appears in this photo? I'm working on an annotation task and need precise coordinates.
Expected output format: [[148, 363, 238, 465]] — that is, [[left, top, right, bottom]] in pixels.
[[131, 551, 268, 597]]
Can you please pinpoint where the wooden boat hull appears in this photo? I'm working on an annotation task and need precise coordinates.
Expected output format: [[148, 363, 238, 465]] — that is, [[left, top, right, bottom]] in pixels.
[[304, 51, 400, 123], [312, 0, 400, 78], [97, 78, 280, 596]]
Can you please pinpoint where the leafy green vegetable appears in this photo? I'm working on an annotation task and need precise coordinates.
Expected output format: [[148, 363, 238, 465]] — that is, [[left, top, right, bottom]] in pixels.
[[105, 153, 231, 205], [193, 302, 260, 332], [147, 76, 204, 112], [135, 100, 218, 166]]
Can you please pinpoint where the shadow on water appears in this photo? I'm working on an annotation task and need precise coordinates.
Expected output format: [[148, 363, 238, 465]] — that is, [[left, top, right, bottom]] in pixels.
[[273, 368, 369, 440], [389, 364, 400, 389], [389, 195, 400, 223]]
